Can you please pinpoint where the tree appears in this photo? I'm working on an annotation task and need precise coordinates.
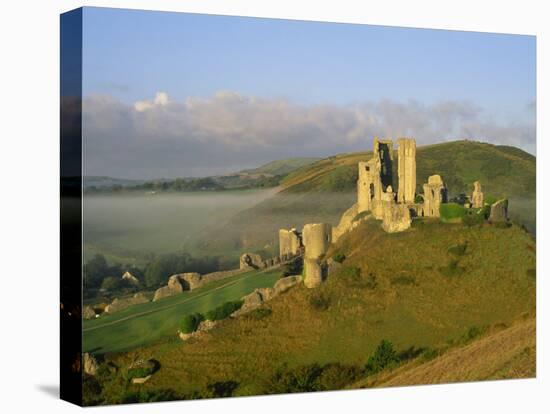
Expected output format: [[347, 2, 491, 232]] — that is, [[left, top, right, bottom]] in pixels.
[[365, 340, 399, 376], [101, 276, 121, 292], [84, 254, 108, 289]]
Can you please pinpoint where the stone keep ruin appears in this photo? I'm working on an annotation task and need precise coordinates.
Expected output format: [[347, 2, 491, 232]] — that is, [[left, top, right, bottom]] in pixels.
[[277, 137, 496, 289]]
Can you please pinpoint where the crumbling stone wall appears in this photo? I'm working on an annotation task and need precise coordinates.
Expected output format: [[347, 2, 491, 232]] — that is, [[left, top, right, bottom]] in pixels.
[[382, 203, 412, 233], [422, 175, 447, 217], [332, 203, 359, 242], [471, 181, 484, 208], [239, 252, 264, 270], [397, 138, 416, 204], [278, 228, 302, 260]]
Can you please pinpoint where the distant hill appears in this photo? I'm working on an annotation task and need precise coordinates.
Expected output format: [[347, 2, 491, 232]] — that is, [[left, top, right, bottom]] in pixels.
[[84, 176, 146, 189], [193, 140, 536, 254], [237, 157, 321, 177]]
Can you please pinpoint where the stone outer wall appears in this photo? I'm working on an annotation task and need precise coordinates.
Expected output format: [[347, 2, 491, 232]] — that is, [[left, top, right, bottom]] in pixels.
[[105, 292, 149, 313], [302, 223, 332, 288], [278, 228, 302, 259]]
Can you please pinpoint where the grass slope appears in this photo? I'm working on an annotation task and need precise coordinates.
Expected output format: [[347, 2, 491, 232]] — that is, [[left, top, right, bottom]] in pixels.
[[83, 268, 282, 354], [105, 220, 535, 398], [238, 157, 321, 176], [353, 317, 535, 388]]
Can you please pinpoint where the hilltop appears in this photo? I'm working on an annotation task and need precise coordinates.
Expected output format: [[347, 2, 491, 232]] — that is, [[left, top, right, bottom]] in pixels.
[[237, 157, 321, 177], [95, 219, 535, 403], [193, 140, 536, 256]]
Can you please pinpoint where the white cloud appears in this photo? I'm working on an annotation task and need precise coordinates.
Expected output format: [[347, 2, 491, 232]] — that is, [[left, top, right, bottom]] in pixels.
[[83, 91, 535, 179]]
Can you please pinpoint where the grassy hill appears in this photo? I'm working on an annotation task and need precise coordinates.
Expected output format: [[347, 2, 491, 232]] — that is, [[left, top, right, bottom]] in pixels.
[[192, 140, 536, 256], [95, 220, 535, 403], [352, 317, 535, 388], [83, 268, 282, 354], [238, 157, 321, 176]]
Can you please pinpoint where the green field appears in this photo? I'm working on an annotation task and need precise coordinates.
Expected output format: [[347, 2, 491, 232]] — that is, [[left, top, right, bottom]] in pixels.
[[83, 267, 282, 354]]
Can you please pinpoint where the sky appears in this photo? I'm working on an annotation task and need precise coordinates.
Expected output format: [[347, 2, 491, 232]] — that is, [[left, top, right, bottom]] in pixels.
[[81, 7, 536, 179]]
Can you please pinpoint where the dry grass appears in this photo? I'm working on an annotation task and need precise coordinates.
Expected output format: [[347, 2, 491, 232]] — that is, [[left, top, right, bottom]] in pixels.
[[353, 316, 535, 388]]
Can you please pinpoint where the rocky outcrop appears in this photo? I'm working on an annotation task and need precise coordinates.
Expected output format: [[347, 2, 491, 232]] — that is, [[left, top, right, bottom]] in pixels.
[[273, 275, 302, 294], [471, 181, 484, 208], [179, 272, 202, 290], [382, 203, 412, 233], [83, 305, 96, 320], [83, 353, 99, 376], [104, 292, 149, 313], [489, 199, 509, 223], [180, 320, 219, 341], [153, 275, 184, 301], [239, 253, 264, 270]]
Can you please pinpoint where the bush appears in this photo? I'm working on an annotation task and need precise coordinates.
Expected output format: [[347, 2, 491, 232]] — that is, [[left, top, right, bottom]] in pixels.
[[205, 300, 244, 321], [462, 211, 485, 227], [246, 308, 272, 320], [332, 252, 346, 263], [180, 313, 205, 334], [439, 203, 467, 223], [309, 291, 331, 311], [365, 340, 399, 376], [205, 381, 239, 398], [267, 364, 324, 394]]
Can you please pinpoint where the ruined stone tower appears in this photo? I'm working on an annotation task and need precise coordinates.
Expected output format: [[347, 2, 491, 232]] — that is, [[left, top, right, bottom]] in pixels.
[[302, 223, 332, 288], [471, 181, 484, 208], [397, 138, 416, 204], [357, 138, 394, 219], [422, 175, 447, 217]]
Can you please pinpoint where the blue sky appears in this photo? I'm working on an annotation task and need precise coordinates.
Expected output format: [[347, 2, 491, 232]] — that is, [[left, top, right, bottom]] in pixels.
[[81, 7, 536, 178]]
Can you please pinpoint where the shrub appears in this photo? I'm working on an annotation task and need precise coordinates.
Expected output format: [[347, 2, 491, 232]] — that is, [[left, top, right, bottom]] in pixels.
[[421, 348, 440, 362], [439, 203, 467, 223], [267, 364, 324, 394], [462, 211, 485, 227], [246, 308, 272, 320], [332, 252, 346, 263], [180, 312, 205, 334], [309, 291, 331, 311], [205, 381, 239, 398], [365, 340, 399, 376], [205, 300, 244, 321], [447, 242, 468, 256]]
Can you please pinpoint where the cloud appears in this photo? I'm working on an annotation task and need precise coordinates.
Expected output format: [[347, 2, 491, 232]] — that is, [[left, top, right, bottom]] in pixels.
[[82, 91, 535, 179], [134, 91, 170, 112]]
